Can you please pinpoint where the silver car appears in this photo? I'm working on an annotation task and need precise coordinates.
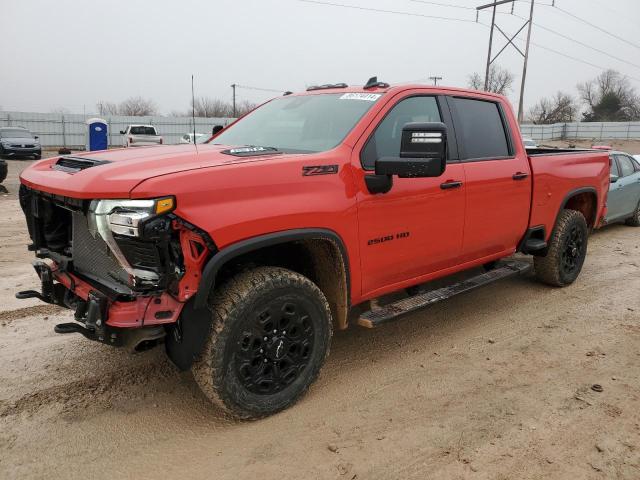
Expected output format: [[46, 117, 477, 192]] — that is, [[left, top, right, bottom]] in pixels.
[[607, 151, 640, 226]]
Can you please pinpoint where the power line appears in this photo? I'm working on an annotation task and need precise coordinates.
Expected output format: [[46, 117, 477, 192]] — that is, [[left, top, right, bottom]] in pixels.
[[297, 0, 479, 23], [529, 41, 640, 83], [408, 0, 476, 10], [235, 84, 284, 93], [506, 12, 640, 71], [474, 20, 640, 83], [297, 0, 640, 86], [549, 5, 640, 51]]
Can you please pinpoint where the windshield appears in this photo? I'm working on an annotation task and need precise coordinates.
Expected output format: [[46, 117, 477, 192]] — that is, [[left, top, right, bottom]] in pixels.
[[130, 126, 157, 135], [211, 93, 382, 153], [0, 129, 33, 139]]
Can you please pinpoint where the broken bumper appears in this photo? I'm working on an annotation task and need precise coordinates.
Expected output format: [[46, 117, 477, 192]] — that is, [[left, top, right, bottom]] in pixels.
[[16, 260, 186, 346]]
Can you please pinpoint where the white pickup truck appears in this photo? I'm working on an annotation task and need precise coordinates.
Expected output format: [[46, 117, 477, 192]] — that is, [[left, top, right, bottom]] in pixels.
[[120, 125, 163, 148]]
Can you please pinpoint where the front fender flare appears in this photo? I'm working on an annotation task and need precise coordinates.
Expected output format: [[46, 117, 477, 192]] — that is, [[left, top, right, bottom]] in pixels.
[[194, 228, 351, 310]]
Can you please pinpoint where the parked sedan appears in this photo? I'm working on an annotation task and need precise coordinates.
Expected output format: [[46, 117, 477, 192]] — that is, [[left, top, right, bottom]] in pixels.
[[607, 151, 640, 226], [522, 137, 538, 149], [179, 133, 206, 144], [0, 127, 41, 159]]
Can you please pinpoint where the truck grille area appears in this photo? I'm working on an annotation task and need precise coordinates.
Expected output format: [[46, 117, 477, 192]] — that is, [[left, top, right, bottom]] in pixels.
[[19, 186, 176, 296], [72, 212, 131, 291]]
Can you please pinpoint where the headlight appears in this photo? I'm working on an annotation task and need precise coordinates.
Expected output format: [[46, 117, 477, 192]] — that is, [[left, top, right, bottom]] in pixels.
[[87, 197, 175, 285], [89, 197, 175, 237]]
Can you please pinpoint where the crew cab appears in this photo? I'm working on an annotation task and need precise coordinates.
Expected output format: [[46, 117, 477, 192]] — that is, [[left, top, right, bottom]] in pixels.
[[120, 124, 163, 148], [17, 80, 609, 419]]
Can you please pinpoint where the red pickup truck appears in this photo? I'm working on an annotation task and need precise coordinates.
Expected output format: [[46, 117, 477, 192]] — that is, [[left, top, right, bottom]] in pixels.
[[18, 80, 609, 418]]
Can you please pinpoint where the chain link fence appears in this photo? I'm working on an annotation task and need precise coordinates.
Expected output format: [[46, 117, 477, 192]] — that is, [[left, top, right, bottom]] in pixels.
[[3, 111, 640, 148], [0, 111, 235, 148], [520, 122, 640, 142]]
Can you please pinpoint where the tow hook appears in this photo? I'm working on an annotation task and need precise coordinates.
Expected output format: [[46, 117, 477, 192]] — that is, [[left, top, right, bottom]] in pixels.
[[15, 261, 56, 304]]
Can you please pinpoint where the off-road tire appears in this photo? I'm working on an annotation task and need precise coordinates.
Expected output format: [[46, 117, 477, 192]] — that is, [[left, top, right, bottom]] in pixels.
[[534, 209, 588, 287], [625, 202, 640, 227], [192, 266, 333, 419]]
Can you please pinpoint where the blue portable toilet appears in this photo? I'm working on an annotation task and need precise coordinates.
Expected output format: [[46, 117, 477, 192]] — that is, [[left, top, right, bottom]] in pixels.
[[86, 118, 108, 151]]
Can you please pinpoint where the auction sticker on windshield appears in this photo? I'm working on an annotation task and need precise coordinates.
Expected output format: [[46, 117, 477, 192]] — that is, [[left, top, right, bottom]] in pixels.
[[339, 93, 382, 101]]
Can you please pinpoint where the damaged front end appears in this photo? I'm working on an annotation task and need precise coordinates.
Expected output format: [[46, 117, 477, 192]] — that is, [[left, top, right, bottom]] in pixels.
[[17, 185, 214, 352]]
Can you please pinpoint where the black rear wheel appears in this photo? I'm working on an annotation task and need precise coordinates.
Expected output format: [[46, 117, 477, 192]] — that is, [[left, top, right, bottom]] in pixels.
[[626, 202, 640, 227], [534, 209, 588, 287], [192, 267, 332, 419]]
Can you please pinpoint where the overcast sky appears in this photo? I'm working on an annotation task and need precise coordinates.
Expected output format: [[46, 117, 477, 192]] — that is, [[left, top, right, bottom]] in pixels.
[[2, 0, 639, 115]]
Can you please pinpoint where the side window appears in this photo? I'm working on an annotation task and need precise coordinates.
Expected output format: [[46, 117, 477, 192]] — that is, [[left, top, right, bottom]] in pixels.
[[617, 155, 635, 177], [610, 156, 620, 177], [452, 97, 510, 160], [361, 96, 441, 170]]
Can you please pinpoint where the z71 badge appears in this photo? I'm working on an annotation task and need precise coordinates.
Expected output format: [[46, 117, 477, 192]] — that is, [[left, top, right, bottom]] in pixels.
[[302, 165, 339, 176]]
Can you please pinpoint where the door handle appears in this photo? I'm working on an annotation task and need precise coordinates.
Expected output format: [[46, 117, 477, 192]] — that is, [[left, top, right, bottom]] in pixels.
[[512, 172, 529, 180], [440, 180, 463, 190]]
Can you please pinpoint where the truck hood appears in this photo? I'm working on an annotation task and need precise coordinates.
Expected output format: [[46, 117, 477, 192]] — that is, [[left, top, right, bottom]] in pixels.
[[20, 144, 286, 199]]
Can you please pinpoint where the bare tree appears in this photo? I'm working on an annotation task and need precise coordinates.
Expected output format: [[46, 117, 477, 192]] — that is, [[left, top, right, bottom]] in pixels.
[[468, 65, 515, 95], [118, 96, 157, 116], [234, 100, 257, 117], [191, 97, 233, 117], [96, 101, 120, 116], [527, 92, 578, 124], [578, 69, 640, 121]]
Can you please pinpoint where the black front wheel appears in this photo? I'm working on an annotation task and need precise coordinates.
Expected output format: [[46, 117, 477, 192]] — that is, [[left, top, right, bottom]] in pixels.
[[192, 266, 333, 419], [534, 209, 588, 287]]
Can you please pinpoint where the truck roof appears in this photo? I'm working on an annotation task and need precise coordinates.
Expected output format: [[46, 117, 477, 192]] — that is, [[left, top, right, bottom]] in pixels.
[[288, 83, 507, 101]]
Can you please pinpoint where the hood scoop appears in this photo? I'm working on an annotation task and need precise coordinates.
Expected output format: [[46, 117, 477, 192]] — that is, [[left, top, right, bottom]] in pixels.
[[52, 156, 112, 173]]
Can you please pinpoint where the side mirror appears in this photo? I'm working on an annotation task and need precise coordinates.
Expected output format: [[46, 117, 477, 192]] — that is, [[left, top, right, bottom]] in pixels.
[[34, 135, 39, 140], [211, 125, 224, 136], [120, 130, 126, 135], [375, 122, 447, 178], [610, 174, 619, 183]]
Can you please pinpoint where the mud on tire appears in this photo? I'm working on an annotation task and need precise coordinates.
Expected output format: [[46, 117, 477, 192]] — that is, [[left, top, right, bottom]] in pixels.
[[534, 209, 588, 287], [191, 266, 333, 419]]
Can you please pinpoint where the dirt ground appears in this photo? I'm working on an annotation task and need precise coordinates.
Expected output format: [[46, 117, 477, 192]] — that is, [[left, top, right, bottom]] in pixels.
[[1, 146, 639, 480]]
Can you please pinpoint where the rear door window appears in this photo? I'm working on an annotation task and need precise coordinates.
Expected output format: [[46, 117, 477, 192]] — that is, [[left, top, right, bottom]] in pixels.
[[451, 97, 511, 160], [617, 155, 635, 177]]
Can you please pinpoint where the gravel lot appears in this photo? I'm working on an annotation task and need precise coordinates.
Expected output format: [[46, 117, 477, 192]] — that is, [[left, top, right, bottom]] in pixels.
[[1, 145, 639, 479]]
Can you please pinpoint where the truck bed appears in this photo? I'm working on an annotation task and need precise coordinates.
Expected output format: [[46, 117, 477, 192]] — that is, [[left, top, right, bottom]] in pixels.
[[527, 149, 610, 236]]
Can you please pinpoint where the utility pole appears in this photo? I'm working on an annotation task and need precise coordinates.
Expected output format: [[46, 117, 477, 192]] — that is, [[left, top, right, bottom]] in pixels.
[[231, 84, 237, 117], [484, 2, 497, 91], [429, 76, 443, 86], [477, 0, 535, 122], [517, 0, 535, 123]]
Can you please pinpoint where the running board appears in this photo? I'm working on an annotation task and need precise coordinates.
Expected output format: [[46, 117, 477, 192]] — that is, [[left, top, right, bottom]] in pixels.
[[357, 260, 531, 328]]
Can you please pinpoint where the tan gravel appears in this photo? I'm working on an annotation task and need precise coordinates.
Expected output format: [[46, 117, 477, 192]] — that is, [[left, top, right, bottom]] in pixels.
[[1, 151, 639, 479]]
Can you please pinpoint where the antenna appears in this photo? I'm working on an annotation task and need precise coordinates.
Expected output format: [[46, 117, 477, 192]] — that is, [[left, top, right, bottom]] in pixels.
[[191, 74, 197, 149]]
